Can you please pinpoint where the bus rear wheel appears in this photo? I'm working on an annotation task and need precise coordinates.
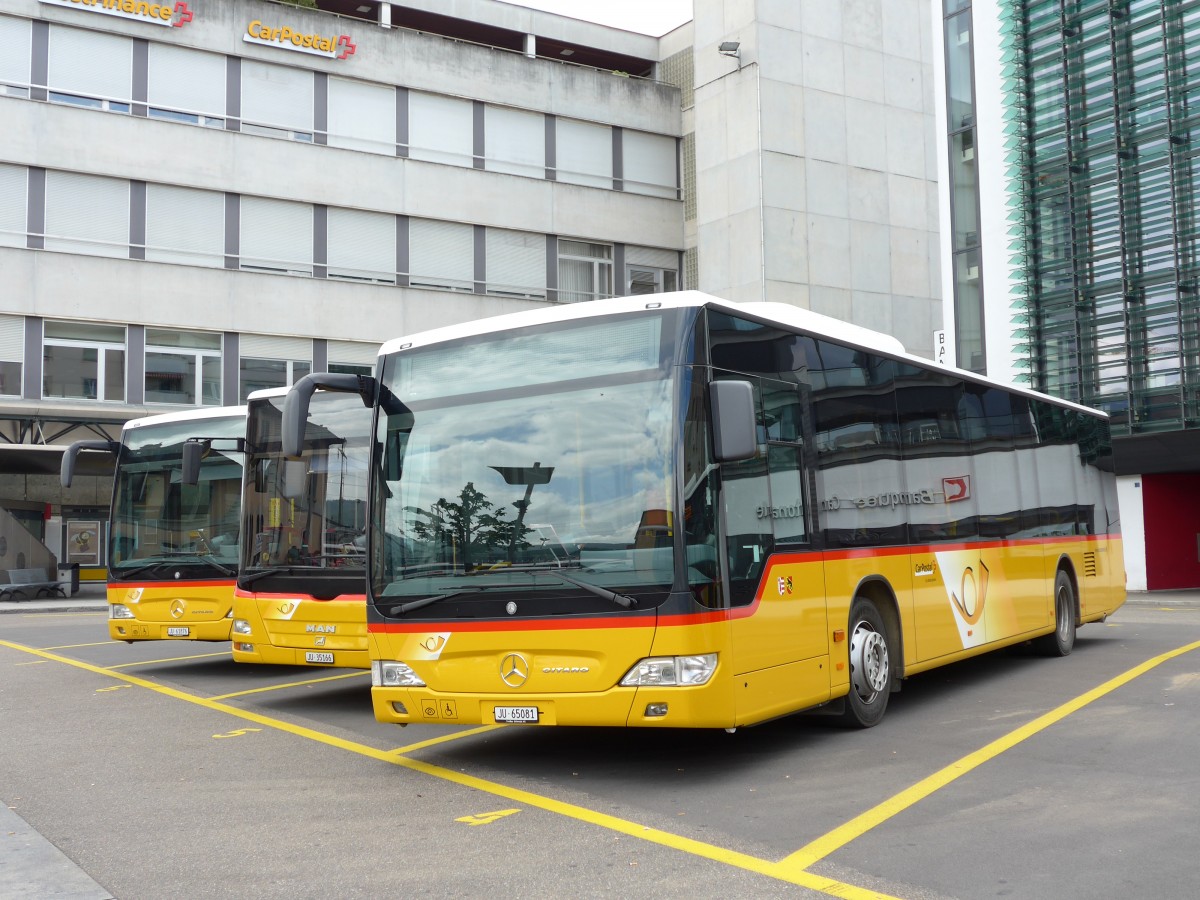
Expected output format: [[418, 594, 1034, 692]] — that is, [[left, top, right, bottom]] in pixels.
[[840, 596, 892, 728], [1035, 569, 1076, 657]]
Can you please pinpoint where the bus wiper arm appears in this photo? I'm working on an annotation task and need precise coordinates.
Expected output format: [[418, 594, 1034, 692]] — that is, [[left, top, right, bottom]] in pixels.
[[391, 589, 483, 616], [535, 569, 637, 610], [239, 567, 296, 587]]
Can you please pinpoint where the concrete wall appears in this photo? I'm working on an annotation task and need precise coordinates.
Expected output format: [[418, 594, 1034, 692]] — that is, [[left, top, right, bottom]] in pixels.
[[691, 0, 941, 358]]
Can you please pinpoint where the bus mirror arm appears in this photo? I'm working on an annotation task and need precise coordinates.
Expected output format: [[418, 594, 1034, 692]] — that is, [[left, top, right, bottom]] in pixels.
[[60, 439, 119, 488], [710, 380, 757, 462], [282, 372, 376, 459]]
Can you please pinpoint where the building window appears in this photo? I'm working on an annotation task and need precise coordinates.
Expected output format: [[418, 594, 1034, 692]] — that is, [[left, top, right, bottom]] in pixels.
[[239, 335, 312, 402], [43, 321, 125, 402], [145, 184, 225, 268], [47, 24, 131, 113], [409, 91, 473, 167], [145, 329, 222, 406], [328, 340, 378, 378], [623, 130, 677, 199], [240, 197, 313, 276], [556, 118, 613, 188], [485, 228, 546, 298], [328, 76, 395, 154], [485, 105, 545, 178], [0, 163, 26, 249], [625, 247, 679, 295], [0, 313, 23, 397], [0, 15, 31, 98], [147, 43, 225, 128], [241, 60, 314, 142], [409, 219, 474, 291], [44, 171, 129, 259], [557, 240, 612, 303], [328, 208, 396, 284]]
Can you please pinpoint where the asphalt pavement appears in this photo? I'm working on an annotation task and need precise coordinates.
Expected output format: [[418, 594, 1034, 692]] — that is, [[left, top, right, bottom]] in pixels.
[[2, 581, 1197, 899]]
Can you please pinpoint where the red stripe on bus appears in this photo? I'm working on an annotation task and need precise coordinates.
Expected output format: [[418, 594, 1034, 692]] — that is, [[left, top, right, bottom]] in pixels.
[[109, 579, 235, 590]]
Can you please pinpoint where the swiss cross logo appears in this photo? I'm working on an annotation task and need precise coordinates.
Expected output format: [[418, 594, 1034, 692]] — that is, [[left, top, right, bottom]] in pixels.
[[942, 476, 971, 503], [173, 2, 193, 27], [337, 34, 357, 59]]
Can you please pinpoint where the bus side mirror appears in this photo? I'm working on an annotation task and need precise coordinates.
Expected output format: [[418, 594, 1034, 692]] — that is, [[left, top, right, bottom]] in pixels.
[[710, 380, 757, 462], [281, 460, 308, 500], [181, 442, 203, 486], [253, 459, 268, 494], [283, 372, 376, 459], [60, 439, 118, 488]]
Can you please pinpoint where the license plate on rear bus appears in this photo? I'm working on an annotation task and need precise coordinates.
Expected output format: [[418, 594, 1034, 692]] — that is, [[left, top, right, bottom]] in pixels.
[[166, 627, 189, 637], [305, 651, 335, 664], [494, 706, 538, 724]]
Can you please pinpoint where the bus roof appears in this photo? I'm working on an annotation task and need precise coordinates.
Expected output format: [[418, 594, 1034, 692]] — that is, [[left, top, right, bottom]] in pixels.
[[121, 404, 248, 434], [375, 291, 1107, 420]]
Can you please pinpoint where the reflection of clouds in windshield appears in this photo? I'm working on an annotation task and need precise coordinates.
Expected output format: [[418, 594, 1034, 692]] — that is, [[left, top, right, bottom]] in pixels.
[[392, 380, 672, 546]]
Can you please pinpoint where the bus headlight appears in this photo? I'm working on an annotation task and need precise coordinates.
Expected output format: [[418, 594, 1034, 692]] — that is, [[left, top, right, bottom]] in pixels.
[[232, 619, 252, 635], [109, 604, 135, 620], [620, 653, 717, 687], [372, 660, 426, 688]]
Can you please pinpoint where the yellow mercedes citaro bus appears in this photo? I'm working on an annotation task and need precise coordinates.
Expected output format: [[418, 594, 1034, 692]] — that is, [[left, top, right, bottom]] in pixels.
[[62, 406, 247, 643], [229, 385, 371, 668], [281, 292, 1126, 730]]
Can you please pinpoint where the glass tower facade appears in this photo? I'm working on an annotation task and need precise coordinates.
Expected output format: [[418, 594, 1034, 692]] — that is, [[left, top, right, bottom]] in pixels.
[[1009, 0, 1200, 434]]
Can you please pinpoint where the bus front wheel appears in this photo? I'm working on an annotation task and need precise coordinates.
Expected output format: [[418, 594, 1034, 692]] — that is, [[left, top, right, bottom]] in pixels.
[[1035, 570, 1076, 657], [840, 596, 892, 728]]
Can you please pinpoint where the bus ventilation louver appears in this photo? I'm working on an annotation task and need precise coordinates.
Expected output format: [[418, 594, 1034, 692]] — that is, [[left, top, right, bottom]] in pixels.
[[1083, 552, 1098, 577]]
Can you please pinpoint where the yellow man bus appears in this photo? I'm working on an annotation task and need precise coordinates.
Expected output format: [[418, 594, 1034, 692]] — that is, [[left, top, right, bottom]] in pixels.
[[62, 406, 246, 643], [229, 384, 371, 668], [282, 292, 1125, 729]]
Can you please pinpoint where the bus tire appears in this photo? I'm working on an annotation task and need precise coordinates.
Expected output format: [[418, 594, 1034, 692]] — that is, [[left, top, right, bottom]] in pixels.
[[1035, 569, 1076, 657], [840, 596, 892, 728]]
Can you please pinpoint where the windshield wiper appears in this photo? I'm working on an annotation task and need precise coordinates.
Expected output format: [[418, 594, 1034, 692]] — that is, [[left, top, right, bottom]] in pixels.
[[239, 567, 297, 587], [178, 555, 236, 577], [111, 559, 175, 580], [532, 568, 637, 610], [390, 589, 484, 616]]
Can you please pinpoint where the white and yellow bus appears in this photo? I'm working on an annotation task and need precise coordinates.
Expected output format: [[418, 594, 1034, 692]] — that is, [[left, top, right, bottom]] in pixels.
[[62, 406, 246, 643], [281, 292, 1125, 729], [229, 385, 371, 668]]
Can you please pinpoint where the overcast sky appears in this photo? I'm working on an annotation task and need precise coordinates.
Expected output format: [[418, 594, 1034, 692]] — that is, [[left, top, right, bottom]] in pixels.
[[507, 0, 693, 36]]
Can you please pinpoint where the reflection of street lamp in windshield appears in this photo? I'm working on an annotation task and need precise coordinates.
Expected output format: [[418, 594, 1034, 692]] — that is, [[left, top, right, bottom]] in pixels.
[[489, 462, 555, 560]]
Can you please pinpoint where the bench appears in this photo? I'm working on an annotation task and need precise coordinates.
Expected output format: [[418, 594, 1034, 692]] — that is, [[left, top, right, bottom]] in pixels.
[[0, 567, 67, 601]]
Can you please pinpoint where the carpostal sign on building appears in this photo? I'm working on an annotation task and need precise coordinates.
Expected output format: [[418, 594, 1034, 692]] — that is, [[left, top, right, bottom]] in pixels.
[[244, 19, 357, 61], [40, 0, 193, 27]]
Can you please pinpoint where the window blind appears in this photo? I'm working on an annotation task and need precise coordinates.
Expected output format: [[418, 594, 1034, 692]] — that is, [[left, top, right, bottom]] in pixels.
[[0, 15, 31, 89], [48, 25, 131, 102], [556, 118, 612, 188], [145, 184, 224, 267], [0, 163, 25, 249], [328, 207, 396, 283], [241, 60, 314, 133], [0, 314, 23, 364], [240, 197, 313, 275], [240, 334, 312, 361], [44, 171, 129, 258], [485, 228, 545, 297], [328, 76, 395, 154], [328, 340, 379, 366], [626, 246, 678, 269], [409, 219, 473, 291], [409, 91, 473, 167], [485, 105, 544, 178], [623, 130, 677, 199], [147, 43, 226, 120]]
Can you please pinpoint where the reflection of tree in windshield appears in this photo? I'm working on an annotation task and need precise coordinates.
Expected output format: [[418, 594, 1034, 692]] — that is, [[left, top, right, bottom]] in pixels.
[[408, 483, 537, 571]]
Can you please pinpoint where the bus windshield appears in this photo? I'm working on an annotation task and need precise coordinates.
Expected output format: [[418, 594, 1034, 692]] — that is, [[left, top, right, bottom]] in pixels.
[[373, 311, 683, 613], [109, 414, 244, 581], [242, 392, 370, 582]]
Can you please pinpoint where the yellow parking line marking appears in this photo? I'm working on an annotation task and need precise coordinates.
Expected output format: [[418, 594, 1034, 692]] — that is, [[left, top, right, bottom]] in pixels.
[[389, 724, 500, 755], [211, 670, 368, 700], [776, 639, 1200, 876], [108, 651, 230, 668], [40, 641, 116, 650], [0, 637, 893, 899]]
